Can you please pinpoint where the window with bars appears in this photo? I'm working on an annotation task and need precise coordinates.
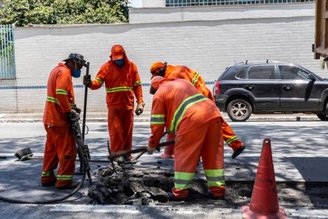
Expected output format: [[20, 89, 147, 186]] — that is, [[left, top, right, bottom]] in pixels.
[[165, 0, 314, 7], [0, 24, 16, 80]]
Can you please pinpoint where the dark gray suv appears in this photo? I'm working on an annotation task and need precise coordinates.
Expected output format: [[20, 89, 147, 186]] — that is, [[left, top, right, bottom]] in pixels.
[[213, 60, 328, 121]]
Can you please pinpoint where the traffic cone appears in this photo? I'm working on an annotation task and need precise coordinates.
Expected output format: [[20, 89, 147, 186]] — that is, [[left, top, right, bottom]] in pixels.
[[242, 138, 287, 219]]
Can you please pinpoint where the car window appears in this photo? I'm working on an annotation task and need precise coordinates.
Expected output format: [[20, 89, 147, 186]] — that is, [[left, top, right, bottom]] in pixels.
[[279, 66, 310, 80], [220, 66, 247, 80], [247, 65, 275, 79]]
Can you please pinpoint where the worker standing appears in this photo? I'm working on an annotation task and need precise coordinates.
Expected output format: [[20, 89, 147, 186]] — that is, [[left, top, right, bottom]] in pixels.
[[41, 53, 86, 189], [83, 44, 145, 160], [147, 76, 225, 200], [149, 62, 245, 159]]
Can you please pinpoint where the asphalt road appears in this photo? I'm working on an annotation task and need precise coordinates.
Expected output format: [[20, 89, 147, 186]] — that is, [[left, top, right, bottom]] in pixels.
[[0, 120, 328, 218]]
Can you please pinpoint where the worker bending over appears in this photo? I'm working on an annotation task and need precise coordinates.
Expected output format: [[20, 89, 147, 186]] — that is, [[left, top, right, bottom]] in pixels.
[[147, 76, 225, 201], [150, 61, 245, 159]]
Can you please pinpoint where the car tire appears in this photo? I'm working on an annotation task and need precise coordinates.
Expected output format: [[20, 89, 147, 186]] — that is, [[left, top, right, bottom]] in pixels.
[[227, 99, 252, 122], [317, 112, 328, 121]]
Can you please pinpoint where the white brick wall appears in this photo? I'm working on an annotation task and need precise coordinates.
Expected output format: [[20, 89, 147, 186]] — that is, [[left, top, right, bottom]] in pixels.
[[0, 3, 325, 113]]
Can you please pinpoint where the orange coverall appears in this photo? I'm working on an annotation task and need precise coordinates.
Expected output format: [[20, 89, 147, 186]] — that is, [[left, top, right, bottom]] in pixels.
[[152, 64, 244, 156], [149, 78, 225, 199], [88, 45, 144, 156], [41, 63, 77, 188]]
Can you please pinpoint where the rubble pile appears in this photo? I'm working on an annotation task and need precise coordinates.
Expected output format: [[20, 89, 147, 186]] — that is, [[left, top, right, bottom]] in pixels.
[[88, 161, 174, 205]]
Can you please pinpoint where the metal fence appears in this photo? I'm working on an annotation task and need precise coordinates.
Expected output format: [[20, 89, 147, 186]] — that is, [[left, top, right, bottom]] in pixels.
[[0, 24, 16, 79], [166, 0, 315, 6]]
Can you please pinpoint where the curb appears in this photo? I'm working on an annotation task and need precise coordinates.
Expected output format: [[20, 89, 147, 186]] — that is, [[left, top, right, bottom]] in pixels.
[[0, 113, 320, 123]]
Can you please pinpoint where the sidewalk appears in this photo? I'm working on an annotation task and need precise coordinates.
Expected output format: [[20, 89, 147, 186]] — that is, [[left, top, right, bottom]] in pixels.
[[0, 112, 320, 123]]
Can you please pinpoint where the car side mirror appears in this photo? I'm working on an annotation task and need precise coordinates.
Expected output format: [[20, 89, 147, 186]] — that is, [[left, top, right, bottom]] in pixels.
[[308, 74, 316, 82]]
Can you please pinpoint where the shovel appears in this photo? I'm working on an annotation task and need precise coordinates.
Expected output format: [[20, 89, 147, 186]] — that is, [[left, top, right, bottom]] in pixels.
[[107, 140, 175, 162]]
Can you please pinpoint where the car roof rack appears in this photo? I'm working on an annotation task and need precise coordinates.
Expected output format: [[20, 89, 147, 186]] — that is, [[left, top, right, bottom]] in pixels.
[[235, 60, 282, 65]]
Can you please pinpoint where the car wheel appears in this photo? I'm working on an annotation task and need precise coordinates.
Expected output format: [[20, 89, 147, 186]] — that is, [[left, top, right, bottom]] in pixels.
[[317, 112, 328, 121], [227, 99, 252, 122]]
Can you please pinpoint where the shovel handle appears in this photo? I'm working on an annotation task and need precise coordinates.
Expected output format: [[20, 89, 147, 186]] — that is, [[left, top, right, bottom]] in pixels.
[[133, 151, 146, 161], [108, 140, 175, 161]]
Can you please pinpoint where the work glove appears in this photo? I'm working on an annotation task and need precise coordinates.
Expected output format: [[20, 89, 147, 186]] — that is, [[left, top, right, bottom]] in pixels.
[[147, 146, 156, 155], [135, 102, 145, 116], [83, 75, 91, 87], [68, 109, 80, 122], [71, 104, 81, 114]]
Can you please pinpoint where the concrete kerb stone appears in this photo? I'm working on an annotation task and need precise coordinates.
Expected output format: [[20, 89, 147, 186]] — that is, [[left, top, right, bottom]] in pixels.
[[0, 112, 320, 123]]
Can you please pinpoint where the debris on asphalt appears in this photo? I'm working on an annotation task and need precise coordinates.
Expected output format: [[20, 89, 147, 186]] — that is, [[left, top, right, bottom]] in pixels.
[[88, 161, 174, 205]]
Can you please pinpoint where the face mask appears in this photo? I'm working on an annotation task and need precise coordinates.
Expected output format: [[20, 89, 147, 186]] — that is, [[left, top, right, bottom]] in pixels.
[[72, 69, 81, 78], [114, 58, 124, 68]]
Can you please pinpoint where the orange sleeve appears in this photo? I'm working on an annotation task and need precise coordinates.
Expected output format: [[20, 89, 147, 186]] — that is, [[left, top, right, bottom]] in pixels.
[[89, 63, 108, 90], [132, 63, 144, 103], [193, 73, 215, 100], [56, 70, 72, 113], [148, 92, 166, 148]]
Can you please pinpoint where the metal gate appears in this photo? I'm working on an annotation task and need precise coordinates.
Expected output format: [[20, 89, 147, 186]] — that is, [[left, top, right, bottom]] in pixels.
[[0, 24, 16, 79]]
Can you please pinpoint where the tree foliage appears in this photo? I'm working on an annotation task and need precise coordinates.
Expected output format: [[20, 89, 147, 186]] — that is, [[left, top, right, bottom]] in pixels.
[[0, 0, 129, 26]]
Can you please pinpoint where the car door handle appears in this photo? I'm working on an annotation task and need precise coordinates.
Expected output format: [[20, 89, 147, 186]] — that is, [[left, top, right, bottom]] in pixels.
[[283, 85, 292, 91], [244, 85, 254, 90]]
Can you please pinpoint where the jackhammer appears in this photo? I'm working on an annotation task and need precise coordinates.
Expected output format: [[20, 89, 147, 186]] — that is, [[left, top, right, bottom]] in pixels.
[[69, 111, 92, 185]]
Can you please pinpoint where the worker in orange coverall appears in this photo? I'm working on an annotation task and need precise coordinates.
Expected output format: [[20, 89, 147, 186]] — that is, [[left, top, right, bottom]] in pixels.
[[150, 62, 245, 159], [41, 53, 86, 189], [83, 44, 145, 160], [147, 76, 225, 201]]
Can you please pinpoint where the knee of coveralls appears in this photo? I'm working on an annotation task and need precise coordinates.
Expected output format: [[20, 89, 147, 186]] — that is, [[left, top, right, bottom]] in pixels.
[[201, 118, 225, 197], [41, 125, 59, 184], [55, 126, 77, 188], [107, 109, 125, 154], [221, 119, 244, 151]]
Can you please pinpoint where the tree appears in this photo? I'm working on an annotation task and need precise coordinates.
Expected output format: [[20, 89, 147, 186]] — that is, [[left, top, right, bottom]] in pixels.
[[0, 0, 129, 26]]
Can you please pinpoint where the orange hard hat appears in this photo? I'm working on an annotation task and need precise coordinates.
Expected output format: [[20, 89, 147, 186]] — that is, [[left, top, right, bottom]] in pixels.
[[111, 44, 125, 61], [150, 62, 165, 75], [151, 76, 164, 90]]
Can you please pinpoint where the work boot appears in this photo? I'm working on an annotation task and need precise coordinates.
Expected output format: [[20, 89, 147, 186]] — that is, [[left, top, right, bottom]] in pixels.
[[56, 181, 80, 190], [160, 153, 173, 159], [117, 156, 137, 165], [167, 192, 188, 202], [41, 178, 56, 187], [232, 145, 245, 159], [207, 190, 224, 200]]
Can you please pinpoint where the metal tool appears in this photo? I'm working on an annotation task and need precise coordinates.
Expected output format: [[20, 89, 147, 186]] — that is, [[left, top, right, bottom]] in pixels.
[[107, 140, 175, 162]]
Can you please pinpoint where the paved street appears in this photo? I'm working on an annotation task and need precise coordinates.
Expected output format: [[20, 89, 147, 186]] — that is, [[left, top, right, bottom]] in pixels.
[[0, 117, 328, 218]]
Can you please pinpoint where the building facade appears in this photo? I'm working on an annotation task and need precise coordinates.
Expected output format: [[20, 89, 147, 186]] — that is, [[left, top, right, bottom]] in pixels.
[[0, 3, 323, 114]]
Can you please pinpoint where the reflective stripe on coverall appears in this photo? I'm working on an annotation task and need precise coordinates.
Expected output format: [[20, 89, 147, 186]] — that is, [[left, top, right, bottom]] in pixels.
[[163, 64, 243, 152], [41, 63, 77, 188], [149, 79, 224, 199], [89, 45, 144, 155]]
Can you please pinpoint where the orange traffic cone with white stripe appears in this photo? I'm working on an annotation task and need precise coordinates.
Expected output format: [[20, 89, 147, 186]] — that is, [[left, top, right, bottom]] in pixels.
[[242, 138, 287, 219]]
